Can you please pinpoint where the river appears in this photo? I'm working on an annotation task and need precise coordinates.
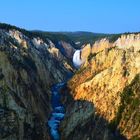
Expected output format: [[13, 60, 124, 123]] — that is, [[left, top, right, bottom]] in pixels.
[[48, 49, 83, 139], [48, 82, 66, 140]]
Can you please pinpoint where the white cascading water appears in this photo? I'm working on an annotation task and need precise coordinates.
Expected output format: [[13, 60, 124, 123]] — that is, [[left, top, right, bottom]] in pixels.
[[73, 50, 84, 68]]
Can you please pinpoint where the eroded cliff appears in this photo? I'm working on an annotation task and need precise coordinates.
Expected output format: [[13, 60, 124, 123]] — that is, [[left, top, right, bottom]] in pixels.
[[0, 25, 73, 140], [60, 33, 140, 140], [1, 23, 140, 140]]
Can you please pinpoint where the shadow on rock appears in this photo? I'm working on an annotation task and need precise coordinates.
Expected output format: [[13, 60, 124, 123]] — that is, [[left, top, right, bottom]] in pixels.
[[59, 85, 127, 140]]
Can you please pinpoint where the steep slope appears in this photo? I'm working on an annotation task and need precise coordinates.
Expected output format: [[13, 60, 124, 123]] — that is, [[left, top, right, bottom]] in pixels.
[[60, 34, 140, 140], [110, 74, 140, 139], [0, 25, 73, 140], [0, 23, 75, 69]]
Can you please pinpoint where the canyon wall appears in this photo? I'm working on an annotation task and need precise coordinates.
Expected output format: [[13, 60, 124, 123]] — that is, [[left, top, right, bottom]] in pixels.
[[1, 23, 140, 140], [0, 28, 73, 140], [61, 33, 140, 140]]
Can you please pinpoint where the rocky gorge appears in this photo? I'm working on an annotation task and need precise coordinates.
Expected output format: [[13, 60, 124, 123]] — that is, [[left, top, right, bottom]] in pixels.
[[0, 23, 140, 140], [0, 23, 74, 140]]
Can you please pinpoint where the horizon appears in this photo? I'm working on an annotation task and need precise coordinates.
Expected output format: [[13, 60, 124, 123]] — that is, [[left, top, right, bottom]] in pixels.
[[0, 0, 140, 33], [1, 22, 139, 35]]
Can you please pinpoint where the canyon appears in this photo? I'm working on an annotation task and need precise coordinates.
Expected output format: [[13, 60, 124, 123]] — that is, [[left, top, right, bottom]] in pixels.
[[0, 23, 140, 140], [61, 34, 140, 140]]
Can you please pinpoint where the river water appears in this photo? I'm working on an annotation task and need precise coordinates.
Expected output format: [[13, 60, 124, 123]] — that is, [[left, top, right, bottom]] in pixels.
[[48, 49, 85, 139], [48, 82, 66, 140]]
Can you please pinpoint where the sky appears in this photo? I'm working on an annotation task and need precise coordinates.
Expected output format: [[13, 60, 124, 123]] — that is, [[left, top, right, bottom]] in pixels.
[[0, 0, 140, 33]]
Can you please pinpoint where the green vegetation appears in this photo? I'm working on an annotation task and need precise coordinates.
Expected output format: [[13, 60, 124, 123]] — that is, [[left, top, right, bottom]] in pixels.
[[1, 23, 140, 49], [35, 31, 75, 45], [61, 31, 140, 48], [108, 34, 121, 42], [1, 86, 9, 108], [0, 73, 4, 80], [61, 32, 110, 48], [132, 136, 140, 140], [61, 32, 123, 48], [109, 74, 140, 133], [88, 53, 97, 61], [0, 68, 4, 80], [0, 22, 74, 45], [23, 55, 37, 72]]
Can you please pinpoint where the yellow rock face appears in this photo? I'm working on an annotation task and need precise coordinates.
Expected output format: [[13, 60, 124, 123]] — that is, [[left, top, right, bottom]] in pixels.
[[71, 48, 140, 119], [91, 33, 140, 54], [9, 30, 28, 49], [114, 34, 140, 51], [81, 44, 91, 60], [92, 38, 113, 53], [61, 47, 140, 140]]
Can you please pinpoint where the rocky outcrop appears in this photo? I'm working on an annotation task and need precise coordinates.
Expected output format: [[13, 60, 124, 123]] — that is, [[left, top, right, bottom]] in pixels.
[[92, 33, 140, 54], [0, 28, 72, 140], [47, 40, 74, 72], [61, 44, 140, 139], [92, 38, 113, 53], [114, 34, 140, 52], [81, 44, 91, 61], [58, 41, 75, 59]]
